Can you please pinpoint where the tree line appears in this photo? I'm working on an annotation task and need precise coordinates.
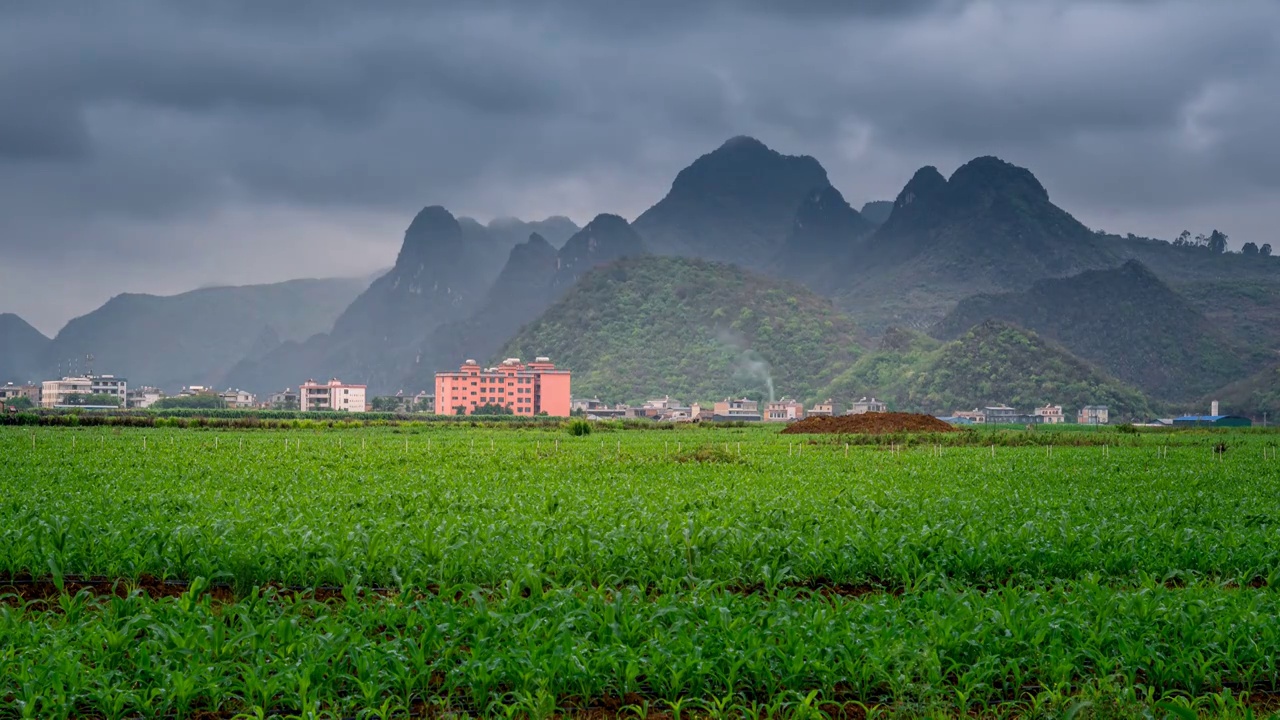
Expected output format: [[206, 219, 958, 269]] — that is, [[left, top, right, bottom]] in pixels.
[[1172, 229, 1272, 257]]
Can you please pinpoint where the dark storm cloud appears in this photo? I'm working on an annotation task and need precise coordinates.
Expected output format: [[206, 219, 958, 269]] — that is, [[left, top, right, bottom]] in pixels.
[[1, 0, 1277, 333]]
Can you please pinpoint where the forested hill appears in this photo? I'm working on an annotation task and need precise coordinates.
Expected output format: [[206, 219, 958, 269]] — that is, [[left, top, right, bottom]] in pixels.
[[500, 256, 864, 404], [932, 260, 1261, 402], [819, 322, 1152, 419]]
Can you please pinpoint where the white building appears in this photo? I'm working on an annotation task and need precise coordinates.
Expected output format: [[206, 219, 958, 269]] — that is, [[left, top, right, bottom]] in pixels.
[[90, 375, 128, 405], [300, 378, 367, 412], [127, 386, 164, 408], [219, 389, 257, 409], [849, 397, 887, 415], [42, 375, 128, 407], [41, 377, 92, 407], [1034, 404, 1064, 424], [1078, 405, 1109, 425]]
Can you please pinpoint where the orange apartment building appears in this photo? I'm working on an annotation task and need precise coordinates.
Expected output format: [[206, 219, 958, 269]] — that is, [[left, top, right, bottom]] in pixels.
[[435, 357, 572, 417]]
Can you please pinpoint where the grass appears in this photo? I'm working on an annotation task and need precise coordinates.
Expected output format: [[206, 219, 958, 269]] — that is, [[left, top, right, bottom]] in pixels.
[[3, 425, 1280, 718]]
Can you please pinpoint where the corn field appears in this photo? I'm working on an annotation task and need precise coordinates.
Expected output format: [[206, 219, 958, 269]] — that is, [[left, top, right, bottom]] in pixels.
[[3, 425, 1280, 718]]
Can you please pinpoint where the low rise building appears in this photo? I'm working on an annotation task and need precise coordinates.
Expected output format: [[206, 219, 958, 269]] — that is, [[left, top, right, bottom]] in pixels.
[[0, 383, 41, 405], [808, 399, 839, 417], [1078, 405, 1109, 425], [300, 378, 367, 412], [1034, 404, 1064, 424], [763, 398, 805, 422], [1172, 414, 1252, 428], [711, 398, 761, 422], [127, 386, 164, 409], [180, 385, 217, 397], [571, 397, 606, 413], [983, 405, 1020, 423], [435, 357, 572, 417], [952, 409, 986, 423], [849, 397, 887, 415], [90, 375, 128, 405], [41, 377, 93, 407], [268, 389, 299, 410], [219, 389, 257, 409]]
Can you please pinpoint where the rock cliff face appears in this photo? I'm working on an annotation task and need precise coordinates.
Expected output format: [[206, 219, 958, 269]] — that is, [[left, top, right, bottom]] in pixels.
[[774, 185, 874, 291], [632, 136, 832, 269]]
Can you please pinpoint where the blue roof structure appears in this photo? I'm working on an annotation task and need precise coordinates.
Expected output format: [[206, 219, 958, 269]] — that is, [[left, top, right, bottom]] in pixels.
[[1174, 415, 1230, 422]]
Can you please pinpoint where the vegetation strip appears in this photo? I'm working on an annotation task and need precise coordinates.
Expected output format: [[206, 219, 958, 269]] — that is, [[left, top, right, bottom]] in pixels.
[[6, 580, 1280, 718]]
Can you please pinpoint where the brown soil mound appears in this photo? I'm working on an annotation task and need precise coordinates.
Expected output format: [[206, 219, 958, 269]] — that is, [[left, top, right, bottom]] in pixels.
[[780, 412, 958, 434]]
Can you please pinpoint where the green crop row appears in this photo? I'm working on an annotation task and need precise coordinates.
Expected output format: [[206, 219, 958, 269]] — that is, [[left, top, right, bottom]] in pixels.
[[4, 580, 1279, 719], [4, 428, 1280, 592]]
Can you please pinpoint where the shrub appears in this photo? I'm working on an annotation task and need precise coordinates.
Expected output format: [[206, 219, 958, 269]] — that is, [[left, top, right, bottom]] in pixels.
[[567, 419, 592, 436]]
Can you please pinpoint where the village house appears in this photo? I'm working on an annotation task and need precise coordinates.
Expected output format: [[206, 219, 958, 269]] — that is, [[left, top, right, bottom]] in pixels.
[[763, 398, 805, 422], [1077, 405, 1109, 425], [268, 388, 299, 410], [435, 357, 571, 417], [1034, 404, 1064, 424], [300, 378, 367, 413], [952, 409, 986, 423], [219, 389, 257, 409], [127, 386, 164, 408], [983, 405, 1020, 423], [808, 399, 839, 417], [711, 398, 761, 422], [849, 397, 887, 415], [0, 383, 41, 406]]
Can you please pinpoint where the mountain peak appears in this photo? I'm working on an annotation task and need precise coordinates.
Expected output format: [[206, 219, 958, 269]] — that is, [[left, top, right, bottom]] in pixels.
[[894, 166, 948, 210], [397, 205, 465, 268], [716, 135, 769, 152], [405, 205, 459, 236], [554, 214, 647, 287], [948, 156, 1048, 204], [632, 137, 831, 266], [524, 232, 553, 251]]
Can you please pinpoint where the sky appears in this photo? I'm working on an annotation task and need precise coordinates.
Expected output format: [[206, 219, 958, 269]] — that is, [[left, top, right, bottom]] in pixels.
[[3, 0, 1278, 335]]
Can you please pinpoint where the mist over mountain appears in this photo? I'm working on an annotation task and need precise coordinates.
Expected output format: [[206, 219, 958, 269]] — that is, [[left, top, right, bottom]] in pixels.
[[36, 278, 369, 392], [485, 216, 580, 251], [859, 201, 894, 226], [774, 185, 875, 291], [0, 314, 50, 384], [226, 205, 508, 394]]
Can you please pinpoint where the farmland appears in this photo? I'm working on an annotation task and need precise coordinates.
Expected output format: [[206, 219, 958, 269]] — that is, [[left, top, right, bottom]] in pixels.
[[3, 425, 1280, 718]]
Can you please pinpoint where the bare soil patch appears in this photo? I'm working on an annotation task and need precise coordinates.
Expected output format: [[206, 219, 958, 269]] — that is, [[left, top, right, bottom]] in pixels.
[[781, 412, 959, 435]]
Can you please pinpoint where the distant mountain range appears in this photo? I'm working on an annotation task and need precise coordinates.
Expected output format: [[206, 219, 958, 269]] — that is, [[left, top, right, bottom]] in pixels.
[[5, 135, 1279, 414], [2, 278, 369, 391]]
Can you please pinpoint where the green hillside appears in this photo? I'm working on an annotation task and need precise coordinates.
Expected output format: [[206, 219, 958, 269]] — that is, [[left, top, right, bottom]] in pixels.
[[1210, 365, 1280, 418], [500, 256, 864, 404], [932, 260, 1258, 401], [821, 321, 1152, 419]]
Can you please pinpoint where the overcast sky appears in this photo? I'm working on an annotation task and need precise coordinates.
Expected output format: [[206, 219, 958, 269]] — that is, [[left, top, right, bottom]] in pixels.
[[3, 0, 1278, 335]]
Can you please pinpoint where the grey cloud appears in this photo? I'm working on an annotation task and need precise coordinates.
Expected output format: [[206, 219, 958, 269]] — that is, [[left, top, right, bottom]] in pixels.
[[1, 0, 1278, 332]]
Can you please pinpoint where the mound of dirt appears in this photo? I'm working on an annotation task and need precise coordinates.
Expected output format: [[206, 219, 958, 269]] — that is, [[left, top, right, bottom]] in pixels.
[[780, 412, 959, 434]]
